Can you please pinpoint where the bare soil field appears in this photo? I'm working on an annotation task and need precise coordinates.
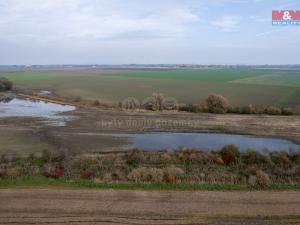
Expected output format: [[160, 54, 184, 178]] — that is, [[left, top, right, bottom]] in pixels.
[[0, 189, 299, 225]]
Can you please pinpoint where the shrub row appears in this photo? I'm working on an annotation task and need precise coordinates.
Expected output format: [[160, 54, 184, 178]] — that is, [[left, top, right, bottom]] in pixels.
[[179, 102, 295, 115], [1, 146, 299, 187], [113, 92, 296, 115]]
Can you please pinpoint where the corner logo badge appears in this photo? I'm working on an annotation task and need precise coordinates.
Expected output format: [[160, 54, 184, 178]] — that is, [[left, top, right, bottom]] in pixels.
[[272, 10, 300, 26]]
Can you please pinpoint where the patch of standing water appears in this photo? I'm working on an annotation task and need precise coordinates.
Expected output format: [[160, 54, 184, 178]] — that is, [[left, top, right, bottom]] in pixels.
[[0, 98, 77, 126], [39, 90, 52, 95], [95, 133, 300, 152]]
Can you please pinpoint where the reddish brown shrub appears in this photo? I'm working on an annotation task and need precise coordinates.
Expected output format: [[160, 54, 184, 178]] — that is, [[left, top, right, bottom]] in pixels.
[[167, 175, 175, 184], [41, 171, 51, 178], [219, 144, 240, 164], [270, 152, 290, 165], [222, 154, 236, 164], [42, 166, 64, 179], [164, 166, 184, 183], [213, 157, 225, 165], [80, 169, 93, 179], [52, 166, 64, 179], [178, 148, 217, 164], [279, 154, 290, 164]]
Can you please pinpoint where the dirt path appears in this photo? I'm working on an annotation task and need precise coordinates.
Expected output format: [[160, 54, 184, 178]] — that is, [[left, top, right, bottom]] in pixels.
[[1, 189, 299, 225]]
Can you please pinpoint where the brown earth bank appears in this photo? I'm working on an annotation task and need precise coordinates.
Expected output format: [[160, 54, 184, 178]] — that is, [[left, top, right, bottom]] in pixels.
[[0, 189, 299, 225]]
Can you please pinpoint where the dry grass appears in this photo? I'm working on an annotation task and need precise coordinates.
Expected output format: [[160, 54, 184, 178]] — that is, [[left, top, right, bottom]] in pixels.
[[1, 148, 299, 186]]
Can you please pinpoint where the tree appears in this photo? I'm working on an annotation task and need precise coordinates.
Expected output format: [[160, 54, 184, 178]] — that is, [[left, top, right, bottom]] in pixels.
[[205, 93, 229, 114], [265, 106, 282, 115], [0, 83, 5, 91], [0, 77, 13, 91], [152, 93, 165, 111]]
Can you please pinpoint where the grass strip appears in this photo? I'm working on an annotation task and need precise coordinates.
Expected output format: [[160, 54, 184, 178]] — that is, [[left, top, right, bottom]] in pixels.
[[0, 178, 299, 191]]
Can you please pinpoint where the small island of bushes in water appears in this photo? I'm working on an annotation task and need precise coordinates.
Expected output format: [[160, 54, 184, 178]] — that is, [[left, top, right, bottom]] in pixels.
[[0, 145, 299, 190]]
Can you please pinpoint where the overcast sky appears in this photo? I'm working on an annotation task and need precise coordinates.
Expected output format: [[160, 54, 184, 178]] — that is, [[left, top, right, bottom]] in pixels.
[[0, 0, 299, 65]]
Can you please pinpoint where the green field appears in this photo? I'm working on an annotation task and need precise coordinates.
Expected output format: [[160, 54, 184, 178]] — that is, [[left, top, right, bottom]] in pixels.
[[1, 68, 300, 107]]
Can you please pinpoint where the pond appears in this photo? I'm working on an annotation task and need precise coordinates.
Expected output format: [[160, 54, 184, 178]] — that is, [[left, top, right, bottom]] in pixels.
[[97, 132, 300, 152], [0, 97, 76, 126]]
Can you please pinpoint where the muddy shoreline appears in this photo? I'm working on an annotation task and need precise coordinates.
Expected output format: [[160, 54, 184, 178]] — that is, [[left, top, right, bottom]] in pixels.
[[4, 91, 297, 145], [64, 107, 300, 144], [1, 94, 300, 155]]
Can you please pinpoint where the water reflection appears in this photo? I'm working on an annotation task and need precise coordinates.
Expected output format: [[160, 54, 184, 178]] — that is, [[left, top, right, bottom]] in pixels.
[[0, 97, 76, 126], [101, 133, 300, 152]]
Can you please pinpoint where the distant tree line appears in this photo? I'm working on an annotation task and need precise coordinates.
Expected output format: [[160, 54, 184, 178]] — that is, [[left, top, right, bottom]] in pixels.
[[117, 91, 294, 115], [178, 93, 294, 116]]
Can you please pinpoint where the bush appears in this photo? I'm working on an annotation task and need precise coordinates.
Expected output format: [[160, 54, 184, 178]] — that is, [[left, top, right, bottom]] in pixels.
[[5, 167, 22, 178], [270, 151, 290, 165], [231, 104, 256, 114], [0, 83, 5, 91], [219, 144, 240, 164], [0, 154, 8, 163], [163, 166, 184, 182], [281, 107, 293, 115], [166, 175, 175, 183], [205, 93, 229, 114], [126, 149, 145, 167], [178, 104, 201, 113], [0, 77, 13, 91], [265, 106, 282, 115], [151, 93, 165, 111], [246, 104, 255, 114], [141, 93, 165, 111], [92, 100, 100, 106], [42, 165, 64, 179], [40, 149, 52, 162], [80, 169, 93, 179], [255, 170, 271, 187], [291, 152, 300, 164], [240, 106, 250, 114], [121, 97, 140, 110], [177, 149, 222, 165], [227, 106, 239, 114], [247, 168, 271, 187], [73, 96, 81, 102], [242, 150, 271, 165], [239, 104, 259, 114], [128, 167, 164, 183]]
